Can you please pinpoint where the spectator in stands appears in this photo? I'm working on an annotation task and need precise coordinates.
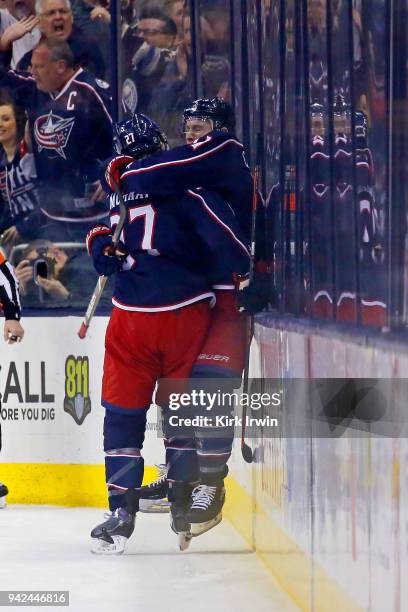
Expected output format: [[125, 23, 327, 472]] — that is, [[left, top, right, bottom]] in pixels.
[[121, 7, 176, 115], [0, 0, 40, 68], [14, 0, 107, 78], [71, 0, 111, 79], [198, 1, 230, 56], [0, 39, 112, 242], [73, 0, 111, 29], [15, 238, 71, 305], [162, 0, 184, 46], [148, 10, 230, 142], [143, 8, 193, 142], [14, 238, 112, 308], [136, 6, 177, 49], [0, 99, 39, 251]]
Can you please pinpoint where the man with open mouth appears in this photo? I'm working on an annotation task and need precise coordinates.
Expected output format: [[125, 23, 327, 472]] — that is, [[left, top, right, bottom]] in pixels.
[[4, 0, 106, 79]]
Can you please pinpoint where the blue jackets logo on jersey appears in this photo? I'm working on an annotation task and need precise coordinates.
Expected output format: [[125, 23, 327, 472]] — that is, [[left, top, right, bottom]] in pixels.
[[34, 111, 75, 160]]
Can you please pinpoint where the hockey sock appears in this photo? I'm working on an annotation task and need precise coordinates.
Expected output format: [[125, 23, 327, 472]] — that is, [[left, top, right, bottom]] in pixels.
[[190, 370, 235, 483], [104, 409, 148, 511], [162, 407, 198, 482], [165, 437, 199, 482], [195, 430, 232, 482]]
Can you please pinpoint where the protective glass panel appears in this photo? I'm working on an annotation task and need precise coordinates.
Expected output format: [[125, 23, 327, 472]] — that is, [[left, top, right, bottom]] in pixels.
[[197, 0, 232, 104]]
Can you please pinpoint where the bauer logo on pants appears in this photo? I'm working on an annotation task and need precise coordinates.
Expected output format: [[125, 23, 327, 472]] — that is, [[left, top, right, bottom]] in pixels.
[[63, 355, 91, 425]]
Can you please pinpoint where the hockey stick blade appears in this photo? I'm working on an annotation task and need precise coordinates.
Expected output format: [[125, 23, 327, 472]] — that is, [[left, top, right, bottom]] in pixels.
[[241, 442, 254, 464]]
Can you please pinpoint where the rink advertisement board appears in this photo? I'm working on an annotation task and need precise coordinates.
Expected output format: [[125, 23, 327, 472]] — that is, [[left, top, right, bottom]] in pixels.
[[0, 316, 162, 505]]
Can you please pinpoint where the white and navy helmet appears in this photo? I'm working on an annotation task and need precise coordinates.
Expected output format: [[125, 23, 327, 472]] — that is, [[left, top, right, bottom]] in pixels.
[[113, 112, 168, 158], [182, 97, 235, 132]]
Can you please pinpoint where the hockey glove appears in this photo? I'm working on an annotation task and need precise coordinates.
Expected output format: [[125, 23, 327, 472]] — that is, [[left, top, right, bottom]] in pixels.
[[86, 225, 127, 276], [234, 266, 274, 314], [105, 155, 133, 192]]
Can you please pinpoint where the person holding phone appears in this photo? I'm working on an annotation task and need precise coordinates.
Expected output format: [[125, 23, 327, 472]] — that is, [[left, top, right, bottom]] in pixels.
[[14, 238, 112, 308], [14, 239, 69, 304]]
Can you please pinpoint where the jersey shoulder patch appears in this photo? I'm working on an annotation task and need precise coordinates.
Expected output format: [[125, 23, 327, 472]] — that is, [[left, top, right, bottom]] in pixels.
[[96, 78, 110, 90]]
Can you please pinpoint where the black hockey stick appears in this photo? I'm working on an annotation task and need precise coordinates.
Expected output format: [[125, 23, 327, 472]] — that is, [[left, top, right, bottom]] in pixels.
[[241, 134, 262, 463], [78, 177, 127, 339]]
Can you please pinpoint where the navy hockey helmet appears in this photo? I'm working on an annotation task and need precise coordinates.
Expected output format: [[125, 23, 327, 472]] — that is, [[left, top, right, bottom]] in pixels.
[[182, 97, 235, 132], [113, 112, 168, 158]]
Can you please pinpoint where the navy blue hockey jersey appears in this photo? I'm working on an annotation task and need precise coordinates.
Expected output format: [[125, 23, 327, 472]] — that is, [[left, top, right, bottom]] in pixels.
[[118, 131, 253, 237], [0, 140, 39, 237], [0, 67, 113, 223], [106, 180, 250, 311]]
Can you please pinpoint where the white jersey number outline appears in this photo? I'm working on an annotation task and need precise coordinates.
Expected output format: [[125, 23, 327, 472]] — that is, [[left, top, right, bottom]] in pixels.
[[128, 204, 156, 250]]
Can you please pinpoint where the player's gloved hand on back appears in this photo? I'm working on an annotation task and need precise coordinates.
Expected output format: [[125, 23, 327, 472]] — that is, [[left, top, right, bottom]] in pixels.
[[234, 265, 274, 314], [86, 225, 127, 276], [104, 155, 133, 192]]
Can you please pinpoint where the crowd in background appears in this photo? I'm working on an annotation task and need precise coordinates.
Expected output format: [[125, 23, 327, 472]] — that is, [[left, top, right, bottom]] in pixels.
[[0, 0, 233, 311], [121, 0, 231, 144]]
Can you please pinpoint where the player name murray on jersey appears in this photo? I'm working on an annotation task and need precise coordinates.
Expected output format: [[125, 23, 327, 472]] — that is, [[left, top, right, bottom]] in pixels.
[[109, 191, 149, 208]]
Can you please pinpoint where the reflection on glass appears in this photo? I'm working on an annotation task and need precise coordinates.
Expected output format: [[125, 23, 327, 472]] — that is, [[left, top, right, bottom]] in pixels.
[[263, 0, 282, 307], [353, 0, 388, 326]]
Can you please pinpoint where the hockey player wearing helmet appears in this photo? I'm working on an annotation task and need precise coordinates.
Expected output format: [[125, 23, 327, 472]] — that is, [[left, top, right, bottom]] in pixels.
[[182, 97, 235, 144], [105, 97, 253, 233], [88, 112, 250, 553]]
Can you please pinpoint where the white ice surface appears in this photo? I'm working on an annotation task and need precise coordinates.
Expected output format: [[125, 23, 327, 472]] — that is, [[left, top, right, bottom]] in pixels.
[[0, 506, 299, 612]]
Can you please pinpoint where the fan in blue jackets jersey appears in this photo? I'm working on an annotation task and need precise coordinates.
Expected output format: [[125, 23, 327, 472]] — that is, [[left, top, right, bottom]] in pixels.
[[0, 39, 112, 239], [87, 112, 250, 554]]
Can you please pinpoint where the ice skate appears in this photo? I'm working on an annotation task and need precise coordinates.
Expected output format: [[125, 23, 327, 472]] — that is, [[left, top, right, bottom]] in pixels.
[[90, 508, 135, 555], [169, 481, 195, 551], [187, 482, 225, 537], [139, 464, 170, 513], [171, 508, 192, 552], [0, 483, 8, 509]]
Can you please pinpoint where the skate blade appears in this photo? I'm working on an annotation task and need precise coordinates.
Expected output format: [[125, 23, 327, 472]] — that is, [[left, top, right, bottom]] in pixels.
[[139, 498, 170, 513], [190, 513, 222, 537], [178, 532, 192, 551], [0, 497, 6, 509], [91, 535, 128, 555]]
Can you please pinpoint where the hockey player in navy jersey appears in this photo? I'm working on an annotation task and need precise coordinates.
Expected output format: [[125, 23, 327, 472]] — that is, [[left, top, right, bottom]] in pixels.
[[105, 98, 253, 236], [87, 112, 250, 553], [0, 38, 112, 240], [105, 99, 271, 523]]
